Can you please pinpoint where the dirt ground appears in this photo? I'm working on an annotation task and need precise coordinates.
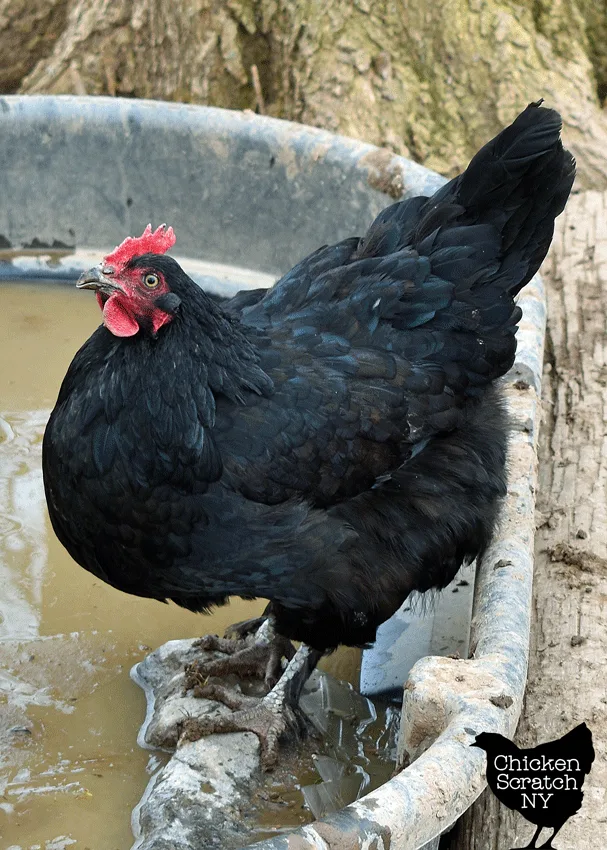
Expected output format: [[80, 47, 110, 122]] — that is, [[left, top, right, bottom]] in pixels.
[[453, 189, 607, 847]]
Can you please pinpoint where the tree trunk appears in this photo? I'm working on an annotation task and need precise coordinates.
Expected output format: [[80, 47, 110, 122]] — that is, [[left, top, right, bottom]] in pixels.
[[451, 190, 607, 848], [2, 0, 607, 189]]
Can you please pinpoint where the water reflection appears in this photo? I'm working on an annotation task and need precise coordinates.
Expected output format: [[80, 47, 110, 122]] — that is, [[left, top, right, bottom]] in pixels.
[[0, 411, 47, 640]]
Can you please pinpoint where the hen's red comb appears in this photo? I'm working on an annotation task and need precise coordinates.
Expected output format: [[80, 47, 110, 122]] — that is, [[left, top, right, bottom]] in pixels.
[[104, 224, 176, 268]]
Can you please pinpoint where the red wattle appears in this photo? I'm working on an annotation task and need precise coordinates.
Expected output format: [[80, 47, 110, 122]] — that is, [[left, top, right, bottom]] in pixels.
[[103, 295, 140, 337]]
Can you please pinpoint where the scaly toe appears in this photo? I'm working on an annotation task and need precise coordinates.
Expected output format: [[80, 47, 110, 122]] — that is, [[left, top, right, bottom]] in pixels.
[[186, 642, 273, 683], [193, 633, 245, 654], [178, 688, 300, 770], [194, 682, 259, 711], [187, 627, 295, 687]]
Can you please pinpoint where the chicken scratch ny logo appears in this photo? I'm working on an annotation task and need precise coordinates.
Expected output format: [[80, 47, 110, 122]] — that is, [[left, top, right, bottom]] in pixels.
[[471, 723, 594, 849]]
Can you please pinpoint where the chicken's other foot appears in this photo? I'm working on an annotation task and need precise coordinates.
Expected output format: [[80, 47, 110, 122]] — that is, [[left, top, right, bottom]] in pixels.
[[189, 618, 295, 689], [181, 643, 322, 769]]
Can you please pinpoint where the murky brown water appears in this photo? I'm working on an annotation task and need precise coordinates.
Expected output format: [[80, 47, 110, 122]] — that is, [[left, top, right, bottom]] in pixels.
[[0, 283, 374, 850]]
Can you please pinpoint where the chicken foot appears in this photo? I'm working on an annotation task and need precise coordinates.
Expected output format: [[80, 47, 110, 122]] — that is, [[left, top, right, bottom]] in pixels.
[[189, 618, 295, 689], [180, 643, 322, 768]]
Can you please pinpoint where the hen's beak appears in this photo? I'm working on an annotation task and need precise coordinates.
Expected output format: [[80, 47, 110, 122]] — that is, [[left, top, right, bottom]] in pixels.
[[76, 266, 123, 295]]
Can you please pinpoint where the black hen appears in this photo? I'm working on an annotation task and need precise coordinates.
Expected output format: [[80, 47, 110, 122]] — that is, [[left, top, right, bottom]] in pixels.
[[43, 103, 575, 764], [472, 724, 595, 849]]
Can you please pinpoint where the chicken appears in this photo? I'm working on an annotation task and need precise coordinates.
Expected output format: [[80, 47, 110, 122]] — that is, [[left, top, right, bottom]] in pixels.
[[43, 102, 575, 766], [472, 724, 595, 849]]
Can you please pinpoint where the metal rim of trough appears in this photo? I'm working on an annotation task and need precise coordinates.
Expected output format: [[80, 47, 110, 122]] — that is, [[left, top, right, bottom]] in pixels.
[[0, 95, 543, 850]]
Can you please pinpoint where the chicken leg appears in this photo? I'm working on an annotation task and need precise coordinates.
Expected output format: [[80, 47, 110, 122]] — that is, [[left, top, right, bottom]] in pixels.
[[181, 642, 322, 768], [189, 617, 295, 690]]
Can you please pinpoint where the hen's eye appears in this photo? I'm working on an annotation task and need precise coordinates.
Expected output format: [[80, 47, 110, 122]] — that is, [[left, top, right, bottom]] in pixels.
[[144, 273, 160, 288]]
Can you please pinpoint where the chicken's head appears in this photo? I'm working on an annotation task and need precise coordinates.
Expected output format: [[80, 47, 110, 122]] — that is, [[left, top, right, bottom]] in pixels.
[[77, 224, 182, 338]]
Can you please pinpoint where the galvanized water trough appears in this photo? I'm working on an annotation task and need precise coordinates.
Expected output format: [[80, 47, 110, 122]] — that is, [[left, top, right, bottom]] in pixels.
[[0, 95, 542, 849]]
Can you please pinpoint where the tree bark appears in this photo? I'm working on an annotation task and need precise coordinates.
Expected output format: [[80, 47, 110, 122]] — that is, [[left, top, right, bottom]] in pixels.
[[451, 190, 607, 849], [0, 0, 68, 91], [2, 0, 607, 189]]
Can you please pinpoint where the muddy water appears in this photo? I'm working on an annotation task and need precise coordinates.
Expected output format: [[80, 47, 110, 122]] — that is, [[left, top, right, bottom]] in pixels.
[[0, 284, 370, 850]]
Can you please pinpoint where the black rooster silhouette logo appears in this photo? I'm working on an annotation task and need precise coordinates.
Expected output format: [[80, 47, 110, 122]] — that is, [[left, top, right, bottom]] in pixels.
[[472, 723, 594, 849]]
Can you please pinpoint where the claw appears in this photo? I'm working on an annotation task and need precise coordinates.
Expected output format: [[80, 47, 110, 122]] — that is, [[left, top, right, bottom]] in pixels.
[[183, 661, 211, 695]]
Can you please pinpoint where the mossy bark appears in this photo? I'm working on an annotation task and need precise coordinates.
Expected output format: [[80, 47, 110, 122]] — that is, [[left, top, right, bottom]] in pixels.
[[5, 0, 607, 189]]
